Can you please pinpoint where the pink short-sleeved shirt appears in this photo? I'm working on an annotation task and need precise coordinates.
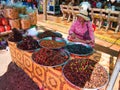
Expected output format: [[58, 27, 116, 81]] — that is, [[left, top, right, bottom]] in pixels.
[[68, 20, 95, 46]]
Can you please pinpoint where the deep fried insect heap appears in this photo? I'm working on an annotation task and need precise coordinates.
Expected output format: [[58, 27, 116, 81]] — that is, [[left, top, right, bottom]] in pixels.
[[8, 28, 22, 42], [63, 59, 108, 89], [33, 48, 69, 66], [17, 36, 40, 50], [40, 40, 66, 49], [38, 30, 62, 39]]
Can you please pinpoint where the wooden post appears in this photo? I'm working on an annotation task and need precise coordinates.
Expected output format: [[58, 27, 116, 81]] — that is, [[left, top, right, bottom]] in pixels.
[[115, 12, 120, 33], [43, 0, 47, 20], [106, 51, 120, 90]]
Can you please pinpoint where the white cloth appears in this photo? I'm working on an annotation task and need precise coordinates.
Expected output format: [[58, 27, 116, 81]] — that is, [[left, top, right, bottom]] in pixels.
[[26, 27, 38, 36], [80, 1, 91, 11]]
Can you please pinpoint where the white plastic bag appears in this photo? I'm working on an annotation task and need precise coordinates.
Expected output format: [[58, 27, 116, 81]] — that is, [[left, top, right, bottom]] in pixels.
[[26, 27, 38, 36]]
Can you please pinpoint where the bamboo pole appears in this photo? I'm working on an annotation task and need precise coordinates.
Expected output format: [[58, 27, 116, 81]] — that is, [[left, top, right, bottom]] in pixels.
[[106, 51, 120, 90], [43, 0, 47, 20]]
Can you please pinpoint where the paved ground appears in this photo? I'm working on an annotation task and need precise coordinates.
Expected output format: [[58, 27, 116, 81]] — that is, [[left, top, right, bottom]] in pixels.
[[0, 50, 12, 76]]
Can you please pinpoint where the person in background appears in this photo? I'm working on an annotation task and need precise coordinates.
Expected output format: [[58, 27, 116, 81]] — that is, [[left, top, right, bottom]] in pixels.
[[110, 0, 117, 11], [62, 0, 66, 5], [96, 0, 102, 8], [102, 1, 107, 9], [68, 0, 75, 6], [79, 0, 91, 11], [91, 0, 96, 8], [27, 0, 34, 9], [67, 10, 95, 47], [107, 1, 112, 9], [33, 0, 37, 8], [22, 0, 27, 6]]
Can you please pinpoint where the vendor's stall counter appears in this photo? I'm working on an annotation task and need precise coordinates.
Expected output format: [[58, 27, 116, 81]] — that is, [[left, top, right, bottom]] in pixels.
[[8, 41, 81, 90]]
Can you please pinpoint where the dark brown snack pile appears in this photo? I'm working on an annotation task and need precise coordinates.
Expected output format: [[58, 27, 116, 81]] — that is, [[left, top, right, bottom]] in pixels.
[[38, 30, 62, 39], [8, 28, 22, 42], [17, 36, 40, 50], [63, 59, 108, 89], [32, 48, 69, 66]]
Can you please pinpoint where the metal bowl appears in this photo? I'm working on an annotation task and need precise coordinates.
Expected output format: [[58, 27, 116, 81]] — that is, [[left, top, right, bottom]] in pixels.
[[32, 49, 70, 68], [62, 59, 109, 90], [17, 41, 40, 52], [65, 42, 94, 56], [39, 37, 67, 50], [37, 31, 63, 39]]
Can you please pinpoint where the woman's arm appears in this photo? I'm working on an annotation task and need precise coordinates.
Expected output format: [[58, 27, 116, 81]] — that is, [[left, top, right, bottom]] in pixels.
[[69, 21, 76, 35], [73, 22, 94, 44], [67, 21, 77, 41], [67, 21, 77, 40], [73, 37, 92, 44]]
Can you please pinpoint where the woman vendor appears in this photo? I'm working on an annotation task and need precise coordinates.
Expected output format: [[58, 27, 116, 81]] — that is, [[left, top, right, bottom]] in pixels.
[[67, 10, 95, 47]]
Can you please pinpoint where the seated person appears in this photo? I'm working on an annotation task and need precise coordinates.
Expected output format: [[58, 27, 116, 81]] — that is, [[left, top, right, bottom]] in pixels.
[[96, 0, 102, 8], [79, 0, 91, 11], [68, 0, 75, 6], [61, 0, 66, 5], [67, 10, 95, 47]]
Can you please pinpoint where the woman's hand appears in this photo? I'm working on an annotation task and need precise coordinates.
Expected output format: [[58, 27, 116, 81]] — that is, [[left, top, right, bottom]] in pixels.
[[70, 33, 76, 39], [86, 40, 92, 44], [86, 40, 95, 47], [86, 40, 95, 46], [74, 37, 86, 43], [68, 33, 77, 41], [74, 38, 93, 44]]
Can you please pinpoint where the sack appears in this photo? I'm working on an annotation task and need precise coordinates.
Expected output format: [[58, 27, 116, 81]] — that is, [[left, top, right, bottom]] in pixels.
[[9, 18, 20, 29]]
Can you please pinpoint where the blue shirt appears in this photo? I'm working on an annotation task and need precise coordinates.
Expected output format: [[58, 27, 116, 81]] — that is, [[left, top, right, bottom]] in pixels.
[[96, 2, 102, 8]]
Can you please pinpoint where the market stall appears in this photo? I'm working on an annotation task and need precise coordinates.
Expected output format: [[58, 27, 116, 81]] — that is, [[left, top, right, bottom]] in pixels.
[[8, 41, 80, 90], [0, 2, 37, 49], [7, 30, 110, 90]]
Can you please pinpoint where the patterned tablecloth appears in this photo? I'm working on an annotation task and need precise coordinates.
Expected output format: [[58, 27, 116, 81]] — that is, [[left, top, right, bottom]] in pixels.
[[8, 41, 116, 90]]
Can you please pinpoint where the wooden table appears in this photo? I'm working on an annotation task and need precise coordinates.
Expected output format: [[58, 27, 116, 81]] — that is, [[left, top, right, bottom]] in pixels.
[[8, 41, 114, 90], [8, 41, 81, 90]]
